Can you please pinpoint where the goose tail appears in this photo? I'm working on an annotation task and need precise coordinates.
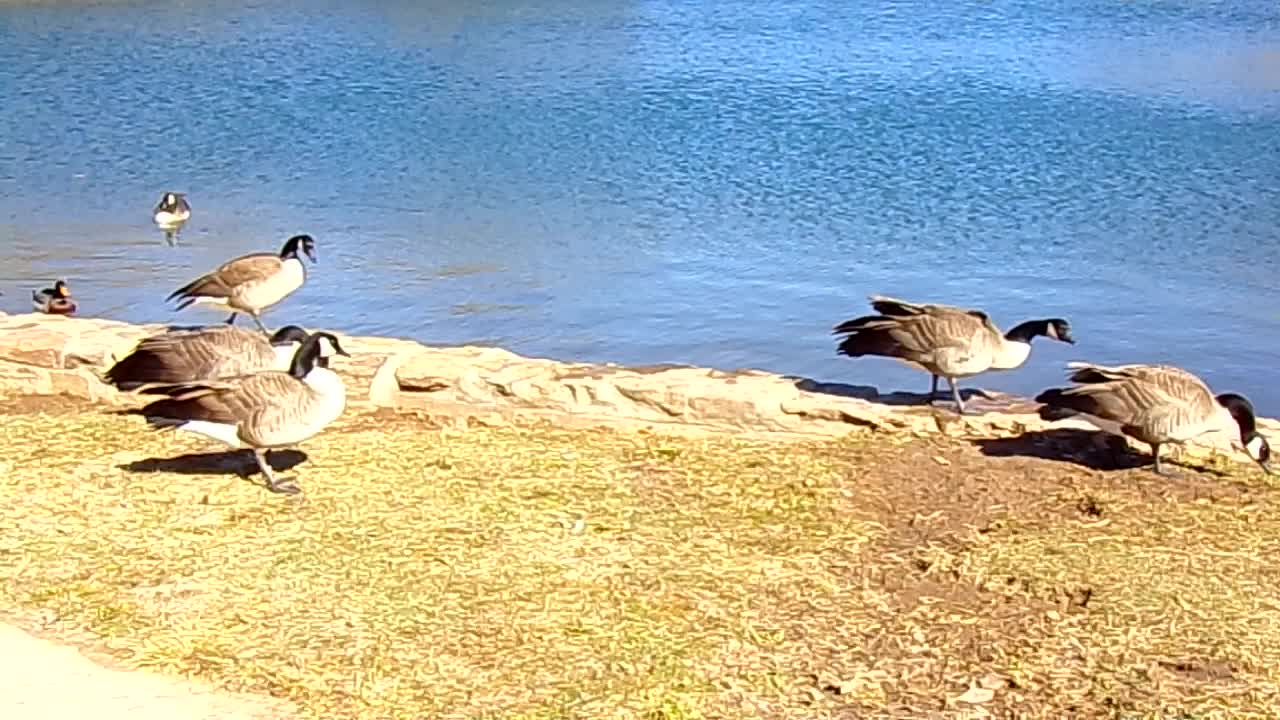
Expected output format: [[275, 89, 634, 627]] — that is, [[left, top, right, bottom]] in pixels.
[[103, 349, 190, 391], [833, 315, 906, 359], [1034, 386, 1105, 421]]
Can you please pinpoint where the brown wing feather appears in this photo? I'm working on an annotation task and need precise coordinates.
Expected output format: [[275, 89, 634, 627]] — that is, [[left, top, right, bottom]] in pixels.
[[136, 371, 307, 428], [104, 326, 276, 389], [837, 305, 991, 363], [168, 252, 282, 302], [1039, 363, 1216, 443]]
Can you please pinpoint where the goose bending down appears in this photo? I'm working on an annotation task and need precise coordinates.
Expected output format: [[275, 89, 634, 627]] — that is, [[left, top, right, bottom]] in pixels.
[[1035, 362, 1272, 477], [32, 280, 77, 315], [127, 331, 349, 495], [153, 192, 191, 228], [832, 295, 1074, 414], [103, 324, 311, 391], [167, 234, 316, 335]]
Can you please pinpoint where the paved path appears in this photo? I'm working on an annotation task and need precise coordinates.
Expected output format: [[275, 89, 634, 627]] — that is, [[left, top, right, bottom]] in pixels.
[[0, 624, 295, 720]]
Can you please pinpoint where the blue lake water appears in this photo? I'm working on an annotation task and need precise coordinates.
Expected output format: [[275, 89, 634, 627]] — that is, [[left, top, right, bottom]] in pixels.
[[2, 0, 1279, 410]]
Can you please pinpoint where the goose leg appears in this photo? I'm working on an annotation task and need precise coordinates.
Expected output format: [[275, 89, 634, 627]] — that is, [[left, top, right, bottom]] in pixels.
[[927, 374, 940, 404], [253, 448, 300, 495], [224, 312, 239, 325], [1151, 443, 1181, 478], [249, 312, 271, 336], [946, 377, 970, 415]]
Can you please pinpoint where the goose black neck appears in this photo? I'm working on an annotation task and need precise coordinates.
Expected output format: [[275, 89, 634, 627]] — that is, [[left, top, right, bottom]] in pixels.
[[1004, 320, 1047, 344], [270, 325, 310, 346], [1216, 393, 1258, 435], [289, 337, 322, 379]]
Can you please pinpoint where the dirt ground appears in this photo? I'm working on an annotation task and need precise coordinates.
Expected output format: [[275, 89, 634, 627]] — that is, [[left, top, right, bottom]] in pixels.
[[1, 394, 1278, 719]]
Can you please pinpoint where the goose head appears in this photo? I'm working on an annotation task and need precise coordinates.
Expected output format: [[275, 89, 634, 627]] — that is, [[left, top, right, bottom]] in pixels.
[[1004, 318, 1075, 345], [153, 192, 190, 219], [1216, 393, 1272, 474], [289, 331, 350, 377], [280, 234, 317, 264]]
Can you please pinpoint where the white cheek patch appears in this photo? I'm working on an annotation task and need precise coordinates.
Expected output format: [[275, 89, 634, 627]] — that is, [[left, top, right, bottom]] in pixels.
[[317, 337, 337, 357], [1246, 435, 1266, 459]]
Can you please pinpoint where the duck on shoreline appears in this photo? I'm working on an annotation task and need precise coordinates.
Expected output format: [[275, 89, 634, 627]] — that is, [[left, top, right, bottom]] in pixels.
[[32, 280, 76, 315]]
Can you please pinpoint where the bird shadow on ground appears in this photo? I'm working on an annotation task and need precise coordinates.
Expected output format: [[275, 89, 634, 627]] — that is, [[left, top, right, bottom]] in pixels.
[[790, 377, 998, 408], [972, 428, 1153, 471], [119, 449, 307, 476]]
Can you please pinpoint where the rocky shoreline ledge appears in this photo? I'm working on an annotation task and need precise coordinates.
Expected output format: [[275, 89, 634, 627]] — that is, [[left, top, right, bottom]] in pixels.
[[1, 312, 1273, 466]]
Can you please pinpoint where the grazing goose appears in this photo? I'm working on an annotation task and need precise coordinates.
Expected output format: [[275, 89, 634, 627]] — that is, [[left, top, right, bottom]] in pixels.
[[127, 331, 350, 495], [103, 324, 311, 391], [152, 192, 192, 228], [32, 280, 77, 315], [1035, 362, 1272, 477], [167, 234, 316, 335], [833, 295, 1074, 414]]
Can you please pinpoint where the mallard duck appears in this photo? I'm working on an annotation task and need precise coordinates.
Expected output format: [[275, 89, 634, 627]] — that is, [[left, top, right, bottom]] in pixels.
[[32, 280, 76, 315], [167, 234, 316, 335], [103, 324, 312, 391], [1036, 362, 1272, 477], [127, 331, 349, 495], [832, 295, 1074, 414]]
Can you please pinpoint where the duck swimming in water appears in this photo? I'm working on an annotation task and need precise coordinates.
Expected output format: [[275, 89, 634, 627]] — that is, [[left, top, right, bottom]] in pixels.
[[32, 280, 76, 315]]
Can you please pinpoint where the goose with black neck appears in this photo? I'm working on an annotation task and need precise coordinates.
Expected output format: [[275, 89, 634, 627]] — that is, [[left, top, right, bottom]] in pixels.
[[833, 294, 1075, 415], [167, 234, 317, 336], [1036, 362, 1272, 477], [126, 331, 350, 495]]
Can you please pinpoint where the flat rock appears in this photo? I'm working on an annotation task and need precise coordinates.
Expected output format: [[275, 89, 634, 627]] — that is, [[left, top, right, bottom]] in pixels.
[[0, 313, 1273, 469]]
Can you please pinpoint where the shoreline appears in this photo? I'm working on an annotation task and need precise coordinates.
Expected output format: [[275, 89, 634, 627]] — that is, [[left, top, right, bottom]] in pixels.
[[1, 311, 1275, 467]]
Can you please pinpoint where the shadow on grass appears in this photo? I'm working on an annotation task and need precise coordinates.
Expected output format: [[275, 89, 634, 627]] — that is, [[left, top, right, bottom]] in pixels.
[[119, 449, 307, 476], [972, 428, 1152, 471]]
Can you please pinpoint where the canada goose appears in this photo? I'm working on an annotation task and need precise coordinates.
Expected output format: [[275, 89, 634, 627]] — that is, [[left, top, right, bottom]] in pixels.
[[152, 192, 191, 228], [167, 234, 316, 335], [103, 324, 312, 391], [127, 331, 350, 495], [32, 280, 76, 315], [832, 295, 1074, 414], [1035, 362, 1272, 477]]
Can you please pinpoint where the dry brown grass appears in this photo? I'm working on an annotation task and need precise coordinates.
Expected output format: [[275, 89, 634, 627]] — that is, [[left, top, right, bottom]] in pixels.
[[1, 399, 1279, 719]]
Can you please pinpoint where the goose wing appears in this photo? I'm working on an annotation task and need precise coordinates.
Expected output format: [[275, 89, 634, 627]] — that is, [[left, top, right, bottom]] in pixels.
[[1066, 363, 1214, 404], [105, 326, 275, 389], [138, 371, 308, 427], [168, 252, 283, 303], [1049, 363, 1216, 440], [868, 294, 1001, 336]]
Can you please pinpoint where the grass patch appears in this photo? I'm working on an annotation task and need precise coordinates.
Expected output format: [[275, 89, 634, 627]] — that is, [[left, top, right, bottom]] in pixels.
[[1, 405, 1278, 718]]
